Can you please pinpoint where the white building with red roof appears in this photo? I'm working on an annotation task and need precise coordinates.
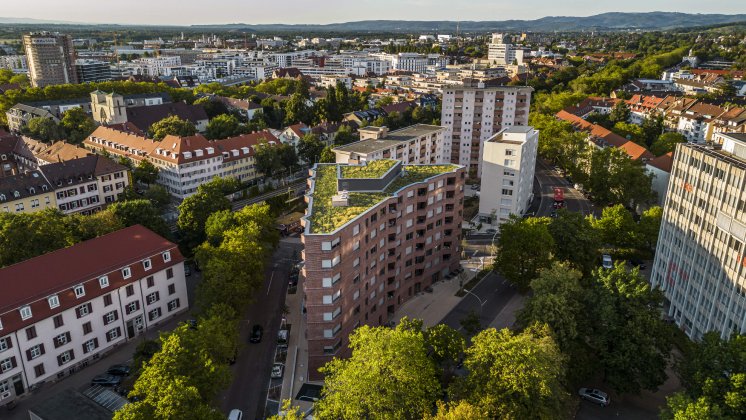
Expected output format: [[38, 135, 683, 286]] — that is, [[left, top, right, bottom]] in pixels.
[[0, 225, 187, 404]]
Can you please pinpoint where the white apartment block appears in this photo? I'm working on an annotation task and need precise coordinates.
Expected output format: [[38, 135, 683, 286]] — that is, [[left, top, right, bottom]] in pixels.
[[0, 225, 188, 406], [333, 125, 448, 165], [0, 55, 28, 74], [650, 133, 746, 340], [271, 50, 315, 68], [441, 82, 532, 175], [478, 126, 538, 222], [130, 56, 181, 77], [487, 33, 524, 66]]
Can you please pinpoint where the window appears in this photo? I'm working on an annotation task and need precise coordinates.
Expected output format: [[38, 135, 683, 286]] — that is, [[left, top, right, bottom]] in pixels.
[[48, 295, 60, 309], [148, 308, 162, 321], [54, 332, 70, 348], [168, 284, 176, 295], [0, 337, 10, 352], [82, 322, 92, 335], [83, 338, 98, 354], [27, 344, 44, 360], [53, 315, 64, 328], [126, 301, 140, 315], [166, 268, 173, 279], [103, 294, 113, 306], [26, 326, 37, 340], [57, 350, 74, 366], [99, 276, 109, 288], [146, 292, 160, 305], [1, 357, 16, 373], [76, 303, 92, 318], [125, 285, 134, 297], [142, 259, 152, 271], [122, 267, 131, 279], [34, 363, 45, 378], [147, 276, 155, 288], [106, 327, 121, 342], [19, 306, 32, 320], [162, 251, 171, 262], [74, 284, 85, 298], [168, 299, 180, 311], [103, 311, 118, 325]]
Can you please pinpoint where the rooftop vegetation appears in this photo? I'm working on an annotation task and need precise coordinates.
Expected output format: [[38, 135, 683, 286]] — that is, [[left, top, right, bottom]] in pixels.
[[307, 163, 460, 234], [340, 159, 397, 179]]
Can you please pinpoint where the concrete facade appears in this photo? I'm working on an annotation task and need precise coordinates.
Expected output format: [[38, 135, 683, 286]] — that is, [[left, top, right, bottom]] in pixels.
[[478, 126, 538, 222], [333, 124, 448, 165], [23, 32, 78, 88]]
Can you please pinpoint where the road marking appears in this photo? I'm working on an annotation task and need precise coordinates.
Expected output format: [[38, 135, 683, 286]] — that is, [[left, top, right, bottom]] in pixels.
[[267, 270, 275, 295]]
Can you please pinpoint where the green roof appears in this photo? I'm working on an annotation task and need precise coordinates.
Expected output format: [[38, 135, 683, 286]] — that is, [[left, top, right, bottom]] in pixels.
[[306, 160, 460, 234]]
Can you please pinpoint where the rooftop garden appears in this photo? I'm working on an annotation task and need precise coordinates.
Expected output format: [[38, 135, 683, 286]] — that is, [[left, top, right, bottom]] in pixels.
[[307, 163, 460, 234], [340, 159, 397, 179]]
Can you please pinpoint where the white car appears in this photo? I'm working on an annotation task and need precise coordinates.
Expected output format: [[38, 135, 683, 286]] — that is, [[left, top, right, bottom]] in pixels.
[[228, 409, 243, 420], [578, 388, 610, 407], [271, 363, 284, 379], [601, 254, 613, 269]]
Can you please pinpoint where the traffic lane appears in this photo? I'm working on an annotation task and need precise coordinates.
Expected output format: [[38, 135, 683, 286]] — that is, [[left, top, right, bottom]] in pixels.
[[576, 399, 657, 420], [220, 242, 300, 418], [440, 272, 518, 331]]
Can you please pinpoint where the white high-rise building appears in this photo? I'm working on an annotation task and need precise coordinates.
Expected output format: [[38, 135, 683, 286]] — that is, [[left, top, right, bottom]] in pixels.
[[650, 132, 746, 340], [487, 33, 524, 66], [478, 126, 538, 223], [441, 81, 532, 175]]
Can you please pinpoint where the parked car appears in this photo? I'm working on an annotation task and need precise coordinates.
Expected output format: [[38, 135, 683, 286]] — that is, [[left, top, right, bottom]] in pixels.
[[629, 257, 647, 270], [228, 409, 243, 420], [485, 228, 497, 235], [277, 329, 289, 344], [550, 211, 557, 218], [602, 254, 613, 269], [470, 184, 479, 190], [250, 324, 263, 343], [106, 364, 131, 376], [184, 265, 191, 277], [271, 363, 285, 379], [91, 374, 122, 387], [578, 388, 610, 407]]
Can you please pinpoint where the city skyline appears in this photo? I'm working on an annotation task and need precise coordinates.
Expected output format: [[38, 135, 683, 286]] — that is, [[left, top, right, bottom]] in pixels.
[[1, 1, 745, 26]]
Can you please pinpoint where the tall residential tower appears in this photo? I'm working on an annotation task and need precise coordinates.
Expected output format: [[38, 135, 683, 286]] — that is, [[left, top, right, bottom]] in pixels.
[[23, 32, 78, 88]]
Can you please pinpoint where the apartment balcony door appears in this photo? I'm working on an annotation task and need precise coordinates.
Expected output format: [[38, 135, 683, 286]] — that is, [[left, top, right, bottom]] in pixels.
[[127, 315, 144, 339]]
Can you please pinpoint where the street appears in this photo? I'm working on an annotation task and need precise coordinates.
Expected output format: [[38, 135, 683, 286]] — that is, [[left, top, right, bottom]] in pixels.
[[219, 238, 303, 420], [439, 271, 518, 332], [534, 159, 596, 217]]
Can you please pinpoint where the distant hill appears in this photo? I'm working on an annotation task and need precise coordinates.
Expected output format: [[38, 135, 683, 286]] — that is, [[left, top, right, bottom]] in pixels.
[[190, 12, 746, 32], [0, 17, 82, 25]]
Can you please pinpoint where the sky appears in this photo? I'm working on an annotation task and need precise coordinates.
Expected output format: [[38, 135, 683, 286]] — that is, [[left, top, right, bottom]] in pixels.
[[2, 0, 745, 25]]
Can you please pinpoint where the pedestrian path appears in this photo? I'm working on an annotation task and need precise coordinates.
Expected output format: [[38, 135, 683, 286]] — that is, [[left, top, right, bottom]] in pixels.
[[393, 269, 475, 327]]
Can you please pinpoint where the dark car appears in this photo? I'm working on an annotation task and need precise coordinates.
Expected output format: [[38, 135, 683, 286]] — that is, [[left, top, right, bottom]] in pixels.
[[106, 364, 131, 376], [629, 258, 647, 270], [91, 374, 122, 387], [250, 324, 263, 343], [184, 265, 192, 277]]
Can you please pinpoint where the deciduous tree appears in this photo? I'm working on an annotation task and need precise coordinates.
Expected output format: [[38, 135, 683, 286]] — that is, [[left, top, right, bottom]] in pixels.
[[494, 216, 555, 290], [149, 115, 197, 140]]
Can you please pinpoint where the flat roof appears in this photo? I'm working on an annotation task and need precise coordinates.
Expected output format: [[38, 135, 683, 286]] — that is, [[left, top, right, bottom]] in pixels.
[[334, 124, 443, 155]]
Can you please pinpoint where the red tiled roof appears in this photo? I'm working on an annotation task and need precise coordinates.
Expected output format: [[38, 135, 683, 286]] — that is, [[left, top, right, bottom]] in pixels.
[[647, 152, 674, 173], [0, 225, 183, 334], [555, 110, 653, 161]]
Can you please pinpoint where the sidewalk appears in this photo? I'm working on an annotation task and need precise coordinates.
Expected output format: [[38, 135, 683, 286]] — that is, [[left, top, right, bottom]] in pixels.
[[487, 293, 525, 330], [393, 267, 477, 327]]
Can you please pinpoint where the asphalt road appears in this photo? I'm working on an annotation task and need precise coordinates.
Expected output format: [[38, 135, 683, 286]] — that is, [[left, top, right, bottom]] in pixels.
[[219, 239, 303, 420], [439, 271, 518, 332], [534, 159, 597, 218]]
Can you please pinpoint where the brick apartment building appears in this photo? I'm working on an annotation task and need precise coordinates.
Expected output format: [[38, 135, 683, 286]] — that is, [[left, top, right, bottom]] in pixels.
[[0, 225, 188, 405], [301, 159, 465, 379]]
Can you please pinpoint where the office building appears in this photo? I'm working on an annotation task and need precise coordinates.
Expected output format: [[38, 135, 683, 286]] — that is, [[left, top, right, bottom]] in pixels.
[[23, 32, 78, 88], [487, 33, 524, 66], [650, 132, 746, 340], [441, 82, 532, 175], [333, 124, 448, 165], [301, 160, 465, 379], [0, 225, 188, 406], [75, 59, 112, 83], [478, 126, 538, 223]]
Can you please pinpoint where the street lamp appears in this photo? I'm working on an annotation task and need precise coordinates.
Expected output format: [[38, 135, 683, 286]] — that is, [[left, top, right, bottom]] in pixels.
[[462, 288, 486, 313]]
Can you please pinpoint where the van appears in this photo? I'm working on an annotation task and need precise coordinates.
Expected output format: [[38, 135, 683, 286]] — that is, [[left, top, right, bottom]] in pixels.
[[228, 409, 243, 420]]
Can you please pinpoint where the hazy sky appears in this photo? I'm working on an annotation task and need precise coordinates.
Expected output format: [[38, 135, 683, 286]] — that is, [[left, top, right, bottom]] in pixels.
[[3, 0, 745, 25]]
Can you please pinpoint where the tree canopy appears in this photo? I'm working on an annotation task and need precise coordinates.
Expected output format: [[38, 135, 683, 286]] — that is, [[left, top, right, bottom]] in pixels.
[[149, 115, 197, 140]]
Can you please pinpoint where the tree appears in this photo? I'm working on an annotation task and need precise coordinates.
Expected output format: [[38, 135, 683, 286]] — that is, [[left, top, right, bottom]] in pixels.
[[494, 216, 555, 290], [144, 185, 171, 211], [284, 92, 312, 125], [640, 114, 664, 147], [548, 210, 600, 274], [297, 133, 325, 164], [587, 147, 653, 206], [609, 100, 631, 125], [319, 146, 336, 163], [450, 325, 568, 419], [459, 311, 482, 337], [177, 177, 234, 250], [591, 204, 639, 249], [332, 124, 356, 146], [587, 264, 673, 394], [60, 107, 96, 144], [193, 97, 230, 119], [651, 132, 686, 156], [661, 394, 724, 420], [315, 324, 440, 420], [149, 115, 196, 140], [22, 117, 65, 141], [205, 114, 244, 140], [254, 143, 283, 178], [0, 210, 75, 267], [424, 401, 490, 420], [715, 81, 737, 98], [613, 121, 645, 144], [638, 206, 663, 251], [108, 199, 171, 238], [133, 159, 159, 185]]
